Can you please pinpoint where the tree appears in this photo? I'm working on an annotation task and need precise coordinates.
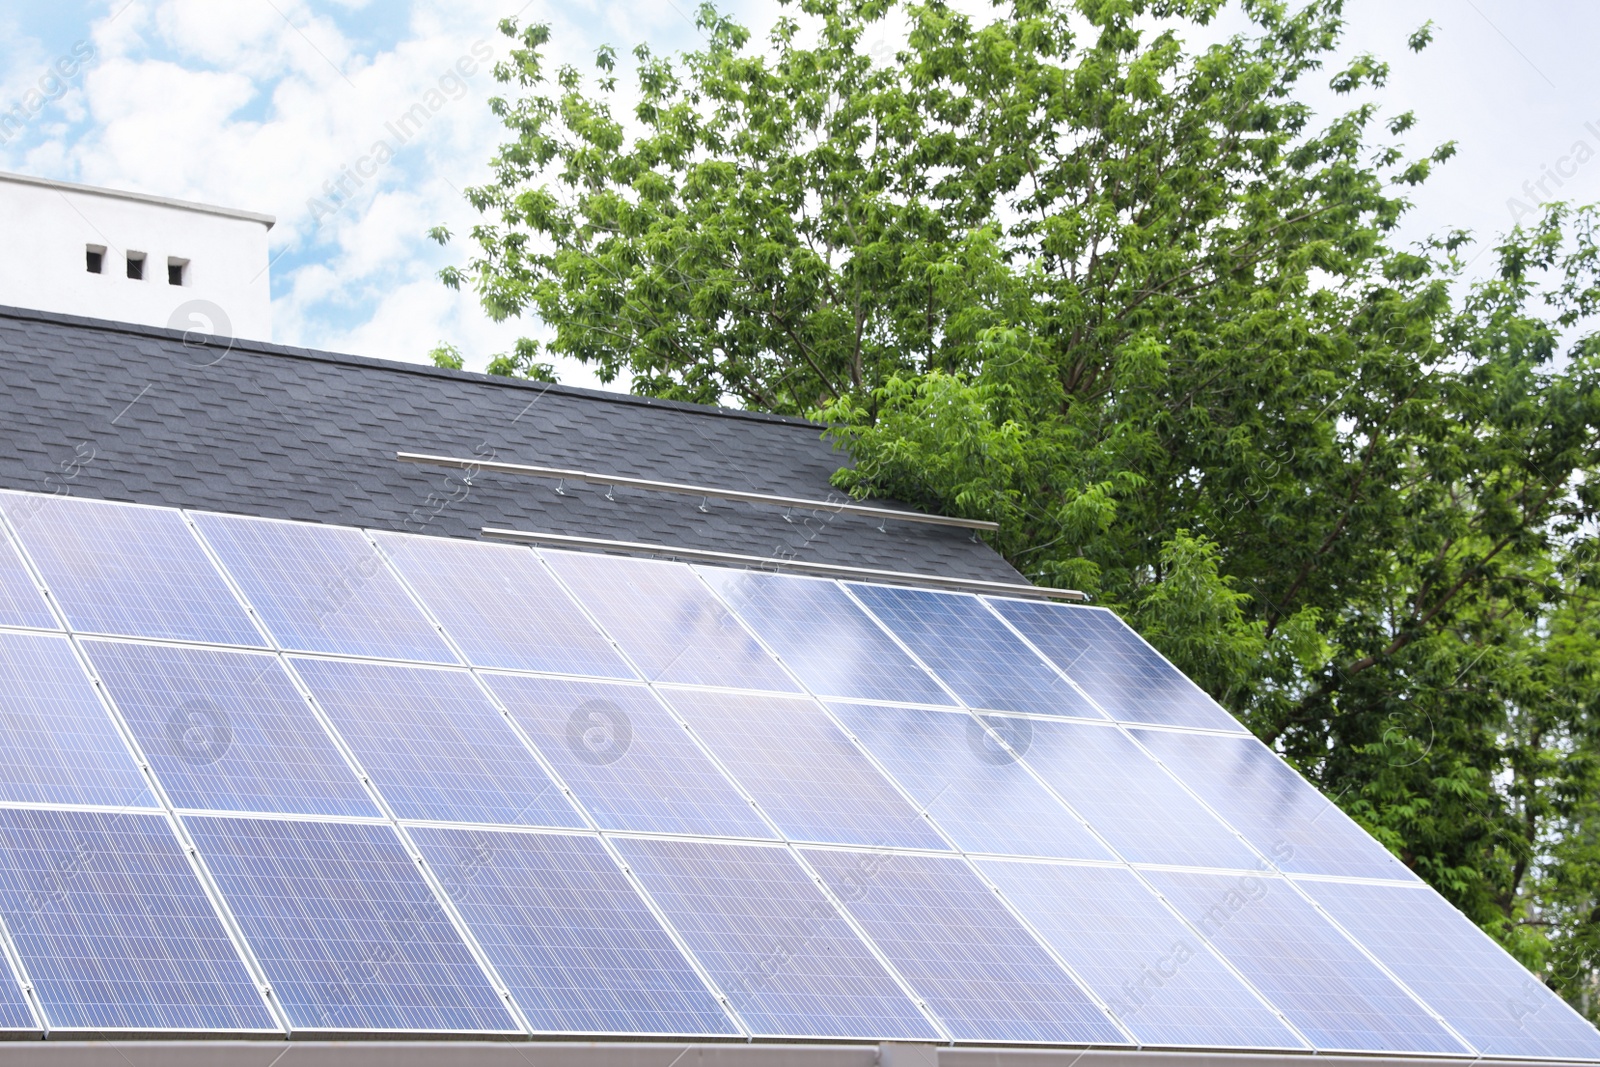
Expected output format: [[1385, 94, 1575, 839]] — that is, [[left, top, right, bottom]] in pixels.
[[423, 335, 558, 381], [439, 0, 1600, 1014]]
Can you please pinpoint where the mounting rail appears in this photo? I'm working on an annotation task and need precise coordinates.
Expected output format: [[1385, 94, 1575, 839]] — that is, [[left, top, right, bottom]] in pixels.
[[481, 528, 1087, 602], [397, 452, 1000, 533]]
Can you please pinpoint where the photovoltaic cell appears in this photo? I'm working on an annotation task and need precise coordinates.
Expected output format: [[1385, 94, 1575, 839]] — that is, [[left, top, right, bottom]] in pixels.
[[978, 860, 1305, 1050], [190, 514, 455, 662], [0, 520, 53, 630], [697, 568, 952, 705], [827, 703, 1112, 861], [613, 838, 937, 1039], [541, 551, 798, 692], [1142, 870, 1465, 1054], [0, 808, 275, 1032], [1, 494, 261, 646], [846, 584, 1101, 718], [1299, 878, 1600, 1060], [409, 827, 737, 1035], [803, 849, 1123, 1044], [0, 961, 32, 1031], [988, 600, 1244, 732], [375, 534, 633, 678], [291, 659, 582, 830], [83, 641, 378, 819], [484, 674, 773, 839], [0, 632, 152, 808], [185, 816, 516, 1033], [1016, 720, 1261, 869], [659, 690, 947, 850], [1130, 730, 1414, 880]]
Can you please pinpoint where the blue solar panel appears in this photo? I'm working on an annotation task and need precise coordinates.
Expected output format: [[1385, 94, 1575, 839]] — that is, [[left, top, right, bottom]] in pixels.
[[0, 515, 53, 630], [697, 569, 953, 705], [802, 849, 1124, 1044], [290, 659, 583, 830], [1299, 878, 1600, 1060], [1143, 870, 1465, 1053], [185, 816, 516, 1033], [1130, 730, 1415, 880], [613, 838, 937, 1039], [659, 690, 948, 850], [484, 674, 773, 839], [541, 551, 799, 692], [409, 827, 737, 1036], [0, 808, 276, 1032], [1015, 720, 1261, 869], [978, 860, 1305, 1049], [846, 585, 1102, 718], [83, 641, 378, 819], [827, 703, 1113, 860], [0, 632, 152, 808], [0, 964, 32, 1031], [374, 534, 634, 678], [190, 514, 455, 662], [1, 494, 262, 646], [987, 601, 1245, 732]]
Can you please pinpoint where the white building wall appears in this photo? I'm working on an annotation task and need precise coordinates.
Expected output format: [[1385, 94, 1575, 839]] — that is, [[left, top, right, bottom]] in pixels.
[[0, 172, 274, 342]]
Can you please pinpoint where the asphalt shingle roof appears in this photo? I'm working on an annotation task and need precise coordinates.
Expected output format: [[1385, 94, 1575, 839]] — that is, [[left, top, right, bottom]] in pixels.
[[0, 306, 1023, 583]]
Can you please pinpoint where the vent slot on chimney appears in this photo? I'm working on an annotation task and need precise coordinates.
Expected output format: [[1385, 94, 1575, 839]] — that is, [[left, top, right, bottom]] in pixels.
[[85, 245, 105, 274], [126, 252, 145, 280], [167, 258, 187, 286]]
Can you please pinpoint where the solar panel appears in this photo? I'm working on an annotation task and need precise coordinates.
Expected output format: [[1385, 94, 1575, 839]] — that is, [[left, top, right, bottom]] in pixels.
[[1, 494, 262, 646], [409, 827, 738, 1036], [541, 551, 799, 692], [374, 533, 634, 678], [611, 837, 938, 1040], [290, 658, 583, 830], [1142, 870, 1465, 1054], [1130, 729, 1415, 880], [987, 600, 1245, 732], [1299, 878, 1600, 1060], [82, 641, 379, 818], [0, 961, 33, 1032], [826, 702, 1113, 860], [1012, 720, 1261, 869], [483, 674, 774, 839], [802, 849, 1125, 1044], [846, 584, 1102, 718], [0, 492, 1592, 1056], [0, 632, 153, 808], [0, 519, 53, 630], [0, 808, 276, 1032], [658, 689, 948, 850], [977, 859, 1305, 1050], [189, 514, 456, 662], [697, 569, 953, 705], [184, 815, 517, 1033]]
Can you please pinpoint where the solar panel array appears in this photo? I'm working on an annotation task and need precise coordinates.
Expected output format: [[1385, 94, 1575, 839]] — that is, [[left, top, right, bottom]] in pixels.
[[0, 489, 1592, 1059]]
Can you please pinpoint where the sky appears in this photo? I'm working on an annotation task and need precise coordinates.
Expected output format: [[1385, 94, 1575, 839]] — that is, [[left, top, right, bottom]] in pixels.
[[1, 0, 1594, 387]]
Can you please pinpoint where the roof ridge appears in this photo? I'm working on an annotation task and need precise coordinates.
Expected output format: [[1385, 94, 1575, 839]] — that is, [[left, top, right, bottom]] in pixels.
[[0, 303, 826, 430]]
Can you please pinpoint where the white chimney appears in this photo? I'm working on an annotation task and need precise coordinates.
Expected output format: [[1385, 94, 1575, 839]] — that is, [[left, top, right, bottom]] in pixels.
[[0, 170, 274, 342]]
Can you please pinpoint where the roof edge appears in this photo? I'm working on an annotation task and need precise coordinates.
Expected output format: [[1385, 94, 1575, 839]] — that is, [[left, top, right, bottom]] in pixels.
[[0, 169, 277, 228], [0, 1041, 1567, 1067], [0, 303, 828, 430]]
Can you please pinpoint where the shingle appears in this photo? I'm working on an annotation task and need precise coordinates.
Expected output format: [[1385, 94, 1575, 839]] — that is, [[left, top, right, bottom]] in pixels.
[[0, 305, 1023, 583]]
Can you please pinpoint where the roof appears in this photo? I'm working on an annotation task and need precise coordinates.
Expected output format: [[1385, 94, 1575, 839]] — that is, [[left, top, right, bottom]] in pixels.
[[0, 171, 277, 228], [0, 305, 1023, 585]]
